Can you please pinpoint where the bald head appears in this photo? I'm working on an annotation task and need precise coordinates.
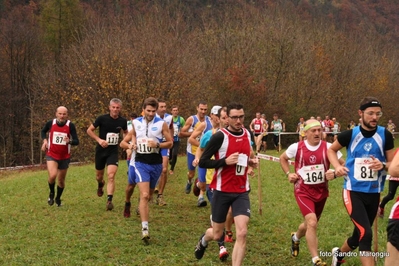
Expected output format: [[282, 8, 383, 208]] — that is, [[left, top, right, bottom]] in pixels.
[[57, 106, 68, 113], [55, 106, 68, 124]]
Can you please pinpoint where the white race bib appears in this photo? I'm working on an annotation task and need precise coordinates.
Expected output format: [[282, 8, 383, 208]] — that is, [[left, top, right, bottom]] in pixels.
[[254, 124, 260, 130], [106, 133, 119, 145], [137, 137, 158, 154], [354, 158, 378, 181], [300, 164, 325, 185], [173, 124, 179, 136], [52, 132, 67, 145]]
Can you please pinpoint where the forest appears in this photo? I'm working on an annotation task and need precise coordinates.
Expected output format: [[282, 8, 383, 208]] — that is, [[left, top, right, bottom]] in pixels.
[[1, 0, 399, 166]]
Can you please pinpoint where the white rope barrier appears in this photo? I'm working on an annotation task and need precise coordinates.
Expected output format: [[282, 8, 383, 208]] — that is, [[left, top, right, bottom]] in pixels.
[[257, 153, 294, 165]]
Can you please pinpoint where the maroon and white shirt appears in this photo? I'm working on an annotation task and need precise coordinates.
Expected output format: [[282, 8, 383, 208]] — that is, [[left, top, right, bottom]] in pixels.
[[285, 140, 337, 201]]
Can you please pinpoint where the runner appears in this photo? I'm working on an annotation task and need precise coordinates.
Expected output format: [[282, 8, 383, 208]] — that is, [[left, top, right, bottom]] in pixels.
[[87, 98, 128, 211], [179, 101, 212, 203], [280, 119, 344, 266], [328, 97, 394, 266], [41, 106, 79, 207], [249, 112, 267, 154]]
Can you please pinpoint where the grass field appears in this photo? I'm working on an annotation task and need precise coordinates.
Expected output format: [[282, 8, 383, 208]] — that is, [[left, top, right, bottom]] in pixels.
[[0, 148, 395, 266]]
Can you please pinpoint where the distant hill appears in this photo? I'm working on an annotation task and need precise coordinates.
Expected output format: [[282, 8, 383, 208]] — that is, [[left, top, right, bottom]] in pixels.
[[285, 0, 399, 42]]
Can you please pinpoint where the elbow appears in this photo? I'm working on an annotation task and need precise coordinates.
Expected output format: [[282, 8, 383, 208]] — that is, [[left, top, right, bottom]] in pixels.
[[120, 141, 126, 149], [165, 141, 173, 149]]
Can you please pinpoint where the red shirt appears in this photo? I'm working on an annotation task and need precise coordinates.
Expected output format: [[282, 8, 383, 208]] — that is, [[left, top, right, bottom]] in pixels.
[[389, 197, 399, 220], [47, 119, 72, 160], [252, 119, 263, 134], [209, 128, 252, 193]]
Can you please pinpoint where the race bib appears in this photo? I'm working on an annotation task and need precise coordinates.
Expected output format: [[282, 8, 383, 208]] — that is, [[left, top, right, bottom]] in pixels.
[[274, 124, 282, 131], [254, 124, 260, 130], [354, 158, 378, 181], [52, 132, 67, 145], [333, 125, 338, 133], [137, 137, 158, 154], [106, 133, 119, 145], [300, 164, 325, 185], [235, 154, 248, 176], [173, 124, 179, 136]]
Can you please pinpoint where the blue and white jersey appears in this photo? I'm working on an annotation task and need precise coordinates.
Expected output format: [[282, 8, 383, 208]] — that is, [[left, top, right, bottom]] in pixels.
[[344, 126, 387, 193], [156, 113, 173, 143], [133, 116, 164, 165], [186, 115, 212, 154], [156, 113, 172, 127]]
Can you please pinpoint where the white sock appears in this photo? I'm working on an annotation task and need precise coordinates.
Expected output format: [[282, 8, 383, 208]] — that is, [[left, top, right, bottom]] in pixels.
[[292, 233, 300, 242], [142, 221, 149, 230], [201, 235, 208, 247]]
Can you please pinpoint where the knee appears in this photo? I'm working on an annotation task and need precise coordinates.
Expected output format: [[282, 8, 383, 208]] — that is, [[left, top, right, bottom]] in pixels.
[[162, 166, 167, 175], [141, 192, 150, 202], [358, 229, 373, 250], [235, 227, 248, 241], [305, 217, 318, 230]]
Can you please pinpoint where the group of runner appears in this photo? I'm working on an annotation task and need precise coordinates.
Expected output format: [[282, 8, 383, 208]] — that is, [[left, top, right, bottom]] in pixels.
[[40, 96, 399, 266]]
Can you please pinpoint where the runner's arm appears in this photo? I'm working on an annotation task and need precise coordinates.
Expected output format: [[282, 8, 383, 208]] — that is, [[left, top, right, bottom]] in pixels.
[[199, 132, 225, 169]]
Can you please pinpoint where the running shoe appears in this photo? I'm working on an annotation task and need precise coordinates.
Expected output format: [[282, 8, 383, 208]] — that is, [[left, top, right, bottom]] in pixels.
[[194, 234, 207, 259], [97, 180, 105, 197], [193, 178, 200, 196], [106, 201, 114, 211], [290, 232, 300, 257], [185, 180, 192, 194], [142, 228, 150, 245], [55, 198, 62, 207], [48, 192, 55, 206], [331, 247, 345, 266], [224, 231, 233, 243], [219, 246, 229, 262], [197, 197, 207, 207], [313, 258, 327, 266], [124, 202, 131, 218], [156, 195, 167, 206]]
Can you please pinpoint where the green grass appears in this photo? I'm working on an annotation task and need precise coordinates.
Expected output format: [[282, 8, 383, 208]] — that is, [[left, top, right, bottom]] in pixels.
[[0, 149, 394, 265]]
